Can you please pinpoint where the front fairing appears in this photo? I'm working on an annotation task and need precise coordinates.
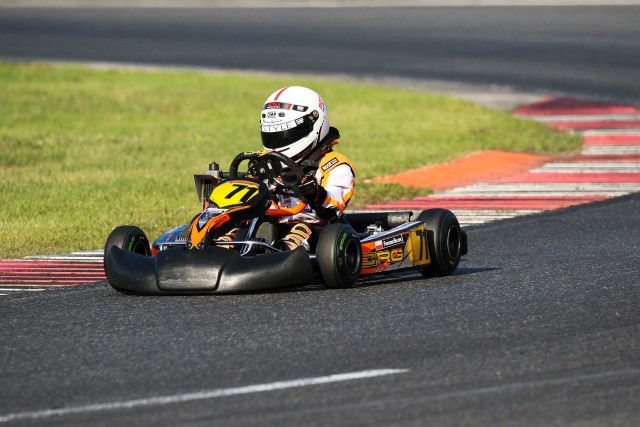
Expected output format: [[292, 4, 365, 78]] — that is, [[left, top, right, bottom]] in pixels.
[[105, 244, 316, 294], [153, 224, 190, 252]]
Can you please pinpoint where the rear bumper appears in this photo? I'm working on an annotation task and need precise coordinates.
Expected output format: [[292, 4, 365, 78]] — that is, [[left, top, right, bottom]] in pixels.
[[105, 245, 315, 295]]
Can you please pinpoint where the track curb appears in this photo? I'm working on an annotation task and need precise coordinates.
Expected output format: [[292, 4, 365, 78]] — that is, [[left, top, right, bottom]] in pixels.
[[367, 97, 640, 226], [3, 96, 639, 288]]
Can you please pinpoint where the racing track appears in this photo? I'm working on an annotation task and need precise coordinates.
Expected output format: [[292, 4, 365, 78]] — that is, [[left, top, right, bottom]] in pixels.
[[0, 5, 639, 104], [1, 194, 638, 426], [1, 3, 639, 426]]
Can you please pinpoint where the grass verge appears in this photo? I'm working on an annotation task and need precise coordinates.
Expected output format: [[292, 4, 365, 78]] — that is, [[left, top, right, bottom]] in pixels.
[[0, 62, 581, 258]]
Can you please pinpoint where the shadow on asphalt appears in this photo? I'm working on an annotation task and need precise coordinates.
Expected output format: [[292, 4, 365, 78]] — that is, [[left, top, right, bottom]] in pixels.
[[102, 264, 501, 297]]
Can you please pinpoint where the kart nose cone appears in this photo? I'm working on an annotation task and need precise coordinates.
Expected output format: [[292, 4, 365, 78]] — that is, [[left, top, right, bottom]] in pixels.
[[105, 246, 231, 293], [105, 245, 315, 295]]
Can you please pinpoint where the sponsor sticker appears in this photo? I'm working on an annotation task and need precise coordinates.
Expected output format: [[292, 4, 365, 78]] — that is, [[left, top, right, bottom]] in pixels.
[[382, 235, 404, 248], [322, 157, 339, 171], [261, 120, 297, 133], [374, 234, 404, 251], [339, 233, 347, 251], [263, 102, 308, 112], [362, 248, 404, 268]]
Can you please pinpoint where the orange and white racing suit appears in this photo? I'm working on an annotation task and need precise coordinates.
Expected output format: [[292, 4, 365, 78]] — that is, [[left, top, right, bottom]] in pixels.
[[273, 150, 355, 250]]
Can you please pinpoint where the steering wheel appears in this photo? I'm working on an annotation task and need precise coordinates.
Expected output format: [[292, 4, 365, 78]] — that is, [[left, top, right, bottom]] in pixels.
[[228, 151, 306, 193], [228, 151, 311, 218]]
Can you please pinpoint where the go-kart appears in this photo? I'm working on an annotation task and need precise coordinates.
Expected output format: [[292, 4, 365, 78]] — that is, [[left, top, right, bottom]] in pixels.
[[104, 150, 467, 294]]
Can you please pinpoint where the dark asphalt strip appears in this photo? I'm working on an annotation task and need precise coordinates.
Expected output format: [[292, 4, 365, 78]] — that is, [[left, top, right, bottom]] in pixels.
[[0, 6, 639, 104]]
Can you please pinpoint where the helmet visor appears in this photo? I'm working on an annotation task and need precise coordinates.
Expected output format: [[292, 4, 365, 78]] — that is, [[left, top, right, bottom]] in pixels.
[[261, 113, 317, 150]]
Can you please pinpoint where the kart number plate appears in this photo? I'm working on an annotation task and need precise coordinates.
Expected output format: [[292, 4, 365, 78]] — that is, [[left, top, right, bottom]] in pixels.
[[210, 181, 260, 208], [409, 225, 430, 266]]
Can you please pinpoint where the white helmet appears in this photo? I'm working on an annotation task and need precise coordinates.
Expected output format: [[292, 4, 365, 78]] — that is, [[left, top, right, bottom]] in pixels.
[[260, 86, 330, 161]]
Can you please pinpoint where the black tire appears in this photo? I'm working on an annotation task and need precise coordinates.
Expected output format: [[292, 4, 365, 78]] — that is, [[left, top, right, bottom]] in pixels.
[[412, 209, 463, 277], [316, 223, 362, 289], [104, 225, 151, 264]]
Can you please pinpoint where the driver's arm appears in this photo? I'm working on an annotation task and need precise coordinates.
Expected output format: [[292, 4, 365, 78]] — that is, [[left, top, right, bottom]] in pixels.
[[299, 163, 355, 219]]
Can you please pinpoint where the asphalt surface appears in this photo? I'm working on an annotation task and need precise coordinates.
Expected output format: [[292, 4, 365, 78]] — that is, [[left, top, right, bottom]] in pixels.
[[1, 4, 639, 426], [1, 193, 638, 426], [0, 6, 639, 104]]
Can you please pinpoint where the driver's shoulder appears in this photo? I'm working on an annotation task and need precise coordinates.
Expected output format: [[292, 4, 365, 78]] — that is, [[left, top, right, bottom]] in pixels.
[[318, 151, 355, 175]]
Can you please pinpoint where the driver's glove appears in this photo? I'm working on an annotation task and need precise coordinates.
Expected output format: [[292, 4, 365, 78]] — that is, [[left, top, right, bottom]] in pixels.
[[298, 173, 325, 204], [298, 173, 338, 220]]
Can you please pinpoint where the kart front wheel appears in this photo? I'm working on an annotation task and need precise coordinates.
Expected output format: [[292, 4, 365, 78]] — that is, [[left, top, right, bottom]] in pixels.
[[104, 225, 151, 264], [412, 209, 465, 277], [316, 223, 362, 289]]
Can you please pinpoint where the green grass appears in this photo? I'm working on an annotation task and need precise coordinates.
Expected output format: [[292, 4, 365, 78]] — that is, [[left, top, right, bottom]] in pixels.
[[0, 62, 581, 258]]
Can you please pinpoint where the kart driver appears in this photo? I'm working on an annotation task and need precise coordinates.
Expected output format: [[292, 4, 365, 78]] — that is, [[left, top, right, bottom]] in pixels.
[[221, 86, 356, 251]]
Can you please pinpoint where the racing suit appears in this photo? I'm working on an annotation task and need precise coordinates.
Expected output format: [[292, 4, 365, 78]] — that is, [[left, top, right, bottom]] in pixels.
[[274, 150, 355, 250]]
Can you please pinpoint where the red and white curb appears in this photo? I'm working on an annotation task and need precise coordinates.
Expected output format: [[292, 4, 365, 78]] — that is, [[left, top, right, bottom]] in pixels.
[[0, 252, 105, 292], [3, 97, 639, 290], [24, 249, 105, 263], [367, 97, 640, 225]]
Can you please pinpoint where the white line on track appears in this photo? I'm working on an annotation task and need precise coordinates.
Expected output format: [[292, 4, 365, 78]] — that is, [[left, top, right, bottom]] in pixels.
[[0, 369, 408, 423], [441, 182, 640, 196], [423, 368, 640, 401], [0, 288, 46, 296], [22, 256, 104, 262], [453, 209, 543, 224], [533, 163, 640, 173], [251, 368, 640, 422], [24, 249, 104, 262], [582, 129, 640, 136], [582, 146, 640, 155], [519, 114, 640, 122]]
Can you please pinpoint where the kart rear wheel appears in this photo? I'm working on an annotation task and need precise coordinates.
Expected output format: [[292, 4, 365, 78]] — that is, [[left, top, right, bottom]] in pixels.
[[412, 209, 463, 277], [104, 225, 151, 264], [316, 223, 362, 289]]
